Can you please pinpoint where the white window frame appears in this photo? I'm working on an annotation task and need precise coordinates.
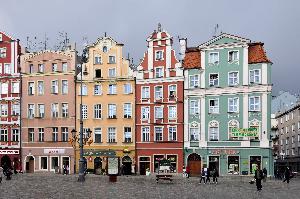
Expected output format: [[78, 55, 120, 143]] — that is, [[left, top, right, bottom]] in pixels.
[[94, 104, 102, 119], [168, 126, 177, 141], [108, 68, 116, 77], [108, 104, 117, 119], [155, 106, 163, 119], [249, 69, 261, 84], [11, 129, 19, 142], [209, 98, 219, 114], [154, 126, 163, 141], [228, 71, 239, 86], [94, 128, 102, 143], [108, 127, 116, 143], [155, 50, 164, 61], [38, 104, 45, 118], [61, 103, 68, 118], [190, 100, 199, 115], [0, 47, 6, 58], [28, 82, 35, 95], [154, 86, 163, 100], [108, 84, 117, 94], [141, 126, 150, 142], [123, 103, 132, 118], [124, 83, 132, 94], [94, 56, 102, 64], [141, 106, 150, 120], [168, 85, 177, 98], [62, 62, 68, 73], [209, 73, 219, 87], [51, 80, 58, 94], [79, 84, 88, 96], [168, 105, 177, 119], [61, 80, 68, 94], [141, 86, 150, 99], [51, 103, 59, 118], [37, 81, 44, 95], [228, 50, 239, 62], [189, 75, 200, 88], [108, 55, 116, 64], [94, 84, 102, 95], [208, 52, 219, 64], [228, 97, 239, 113], [11, 82, 19, 93], [155, 67, 164, 78], [52, 63, 58, 72], [12, 103, 20, 116], [208, 121, 219, 141], [189, 123, 200, 141], [249, 96, 261, 111], [38, 64, 44, 73], [81, 104, 88, 119], [124, 127, 132, 143], [61, 127, 68, 142], [0, 104, 8, 116], [28, 104, 35, 118]]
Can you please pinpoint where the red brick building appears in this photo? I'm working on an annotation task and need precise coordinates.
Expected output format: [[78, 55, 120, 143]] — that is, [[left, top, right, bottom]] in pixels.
[[0, 31, 22, 170], [135, 25, 184, 174]]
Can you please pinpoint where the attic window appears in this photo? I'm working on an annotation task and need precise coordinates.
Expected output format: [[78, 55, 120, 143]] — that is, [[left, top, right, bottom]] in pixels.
[[208, 52, 219, 64], [228, 51, 239, 62], [103, 46, 108, 53]]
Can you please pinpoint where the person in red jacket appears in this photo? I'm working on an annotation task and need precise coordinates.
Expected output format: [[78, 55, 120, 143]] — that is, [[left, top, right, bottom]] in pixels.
[[186, 165, 190, 178]]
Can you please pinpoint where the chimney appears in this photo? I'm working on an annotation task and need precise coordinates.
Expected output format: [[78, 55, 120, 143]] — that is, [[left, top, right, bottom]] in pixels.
[[179, 38, 187, 61]]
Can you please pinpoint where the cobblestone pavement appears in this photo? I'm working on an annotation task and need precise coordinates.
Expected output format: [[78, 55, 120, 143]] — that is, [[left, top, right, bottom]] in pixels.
[[0, 173, 299, 199]]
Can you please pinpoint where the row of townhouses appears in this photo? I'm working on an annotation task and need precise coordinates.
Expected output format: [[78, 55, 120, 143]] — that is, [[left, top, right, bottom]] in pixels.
[[0, 26, 274, 176]]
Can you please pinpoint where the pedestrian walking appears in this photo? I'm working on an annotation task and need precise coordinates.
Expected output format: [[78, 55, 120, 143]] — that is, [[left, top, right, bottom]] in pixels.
[[262, 168, 267, 182], [283, 167, 291, 183], [254, 167, 263, 191], [186, 165, 190, 178], [199, 168, 206, 184], [206, 168, 211, 184], [212, 168, 219, 184]]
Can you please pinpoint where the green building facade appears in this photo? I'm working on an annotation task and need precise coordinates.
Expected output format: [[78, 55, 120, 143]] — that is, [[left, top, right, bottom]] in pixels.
[[182, 33, 273, 176]]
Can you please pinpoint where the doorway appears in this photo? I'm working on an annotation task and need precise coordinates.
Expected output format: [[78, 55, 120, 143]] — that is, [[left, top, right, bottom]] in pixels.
[[122, 156, 132, 175], [94, 157, 102, 174], [25, 156, 34, 173], [187, 153, 201, 177], [139, 157, 150, 175], [208, 156, 220, 172]]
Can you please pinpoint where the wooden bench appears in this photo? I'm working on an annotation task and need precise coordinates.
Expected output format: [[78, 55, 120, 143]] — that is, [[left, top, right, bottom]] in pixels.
[[156, 174, 173, 183]]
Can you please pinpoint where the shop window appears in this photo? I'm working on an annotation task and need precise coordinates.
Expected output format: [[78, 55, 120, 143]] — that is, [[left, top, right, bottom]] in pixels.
[[249, 156, 261, 174], [209, 156, 220, 172], [51, 157, 59, 170], [228, 156, 239, 175], [154, 155, 164, 173], [167, 155, 177, 173], [40, 157, 48, 170], [228, 120, 242, 140]]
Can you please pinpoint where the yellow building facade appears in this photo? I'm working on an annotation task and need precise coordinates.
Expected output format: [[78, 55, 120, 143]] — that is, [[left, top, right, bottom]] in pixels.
[[75, 36, 135, 175]]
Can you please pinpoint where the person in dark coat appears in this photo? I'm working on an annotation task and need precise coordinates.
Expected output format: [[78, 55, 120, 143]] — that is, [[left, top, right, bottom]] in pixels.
[[283, 167, 291, 183], [212, 168, 219, 184], [254, 167, 263, 191], [199, 168, 206, 184], [262, 168, 267, 182], [206, 168, 211, 184]]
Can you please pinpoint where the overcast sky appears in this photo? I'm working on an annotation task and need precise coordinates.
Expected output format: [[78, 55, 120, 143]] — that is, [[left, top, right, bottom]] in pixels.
[[1, 0, 299, 95]]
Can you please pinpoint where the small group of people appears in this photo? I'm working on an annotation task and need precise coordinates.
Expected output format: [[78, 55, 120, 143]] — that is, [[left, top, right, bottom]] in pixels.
[[199, 167, 219, 184]]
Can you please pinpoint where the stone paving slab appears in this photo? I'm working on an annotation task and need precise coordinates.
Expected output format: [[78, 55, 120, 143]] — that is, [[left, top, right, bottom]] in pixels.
[[0, 173, 299, 199]]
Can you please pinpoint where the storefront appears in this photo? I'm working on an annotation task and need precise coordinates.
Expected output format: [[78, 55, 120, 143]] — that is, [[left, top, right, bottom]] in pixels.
[[0, 149, 21, 171]]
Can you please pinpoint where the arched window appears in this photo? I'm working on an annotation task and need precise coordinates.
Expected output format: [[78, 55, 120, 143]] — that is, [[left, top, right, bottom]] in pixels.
[[209, 120, 219, 141], [103, 46, 108, 53], [228, 120, 240, 140], [190, 122, 200, 141], [249, 119, 260, 140]]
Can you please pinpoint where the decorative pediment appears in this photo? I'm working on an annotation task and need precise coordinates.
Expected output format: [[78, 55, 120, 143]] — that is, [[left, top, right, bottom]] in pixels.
[[228, 119, 239, 127], [249, 119, 260, 126], [89, 36, 118, 52], [23, 50, 74, 61], [199, 33, 250, 48], [209, 120, 219, 127], [190, 122, 199, 128]]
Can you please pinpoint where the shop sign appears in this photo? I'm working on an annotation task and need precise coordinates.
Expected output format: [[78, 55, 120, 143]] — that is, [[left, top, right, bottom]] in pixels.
[[44, 149, 65, 154], [107, 157, 119, 175], [83, 150, 116, 157], [211, 149, 239, 155], [0, 150, 19, 154], [231, 128, 258, 137]]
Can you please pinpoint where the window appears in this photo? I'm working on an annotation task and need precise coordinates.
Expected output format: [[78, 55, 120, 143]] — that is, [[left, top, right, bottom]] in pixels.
[[95, 56, 102, 64], [28, 82, 35, 95], [190, 124, 200, 141], [94, 85, 102, 95], [108, 84, 116, 94], [28, 128, 34, 142], [141, 107, 150, 120], [249, 96, 260, 111], [0, 104, 8, 116], [94, 104, 102, 119], [51, 103, 59, 118], [1, 83, 8, 94], [168, 126, 177, 141], [155, 67, 164, 78], [80, 84, 87, 95], [286, 126, 288, 134], [61, 127, 68, 142], [108, 127, 116, 142], [155, 106, 163, 119], [292, 136, 294, 144], [0, 47, 6, 58], [124, 83, 132, 94], [124, 127, 132, 142], [0, 129, 8, 142], [40, 157, 48, 170], [228, 72, 239, 86], [249, 69, 261, 84], [29, 64, 34, 73], [108, 104, 117, 119], [292, 112, 294, 120], [292, 124, 295, 131], [142, 87, 150, 99], [209, 99, 219, 114], [168, 106, 177, 119], [62, 103, 68, 118], [281, 128, 284, 135], [94, 128, 102, 143], [28, 104, 35, 118], [286, 114, 289, 122], [4, 64, 11, 74], [209, 74, 219, 86], [208, 52, 219, 64], [108, 56, 116, 64], [62, 63, 68, 72], [52, 63, 57, 72], [298, 121, 300, 129], [11, 82, 19, 93], [228, 98, 239, 113], [95, 69, 102, 78], [12, 104, 20, 116], [190, 100, 199, 115], [155, 127, 163, 141], [189, 75, 199, 88], [38, 128, 44, 142], [228, 51, 239, 62], [51, 80, 58, 94], [169, 85, 176, 98], [155, 86, 163, 99], [249, 120, 260, 140], [11, 129, 19, 142], [0, 34, 2, 41], [209, 121, 219, 141], [82, 105, 88, 119], [52, 127, 58, 142], [37, 81, 44, 95], [38, 64, 44, 73], [155, 50, 164, 60], [142, 127, 150, 142], [123, 103, 132, 118], [38, 104, 45, 118], [228, 156, 239, 175], [280, 117, 283, 124], [103, 46, 108, 53], [228, 120, 240, 140], [108, 68, 116, 77], [62, 80, 68, 94]]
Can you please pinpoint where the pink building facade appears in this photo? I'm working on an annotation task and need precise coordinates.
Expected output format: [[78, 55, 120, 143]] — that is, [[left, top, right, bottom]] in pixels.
[[21, 50, 77, 173], [0, 31, 22, 171]]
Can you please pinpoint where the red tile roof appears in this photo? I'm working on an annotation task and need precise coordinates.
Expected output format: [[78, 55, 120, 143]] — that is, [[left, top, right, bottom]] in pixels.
[[183, 48, 201, 69], [248, 42, 272, 64]]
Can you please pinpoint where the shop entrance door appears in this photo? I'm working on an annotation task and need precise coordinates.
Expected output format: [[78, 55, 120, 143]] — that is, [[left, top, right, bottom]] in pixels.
[[209, 156, 220, 172], [94, 157, 102, 174], [26, 156, 34, 173], [122, 156, 132, 175], [139, 157, 150, 175], [188, 153, 201, 177]]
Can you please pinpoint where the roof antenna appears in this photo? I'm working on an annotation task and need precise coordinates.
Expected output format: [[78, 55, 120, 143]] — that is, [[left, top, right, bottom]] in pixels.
[[213, 24, 219, 38], [158, 23, 162, 32], [105, 32, 107, 37]]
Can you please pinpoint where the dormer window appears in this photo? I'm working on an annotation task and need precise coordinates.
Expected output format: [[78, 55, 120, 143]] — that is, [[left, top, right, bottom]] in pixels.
[[155, 67, 164, 78], [208, 52, 219, 64], [155, 50, 164, 60], [103, 46, 108, 53], [109, 56, 116, 64]]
